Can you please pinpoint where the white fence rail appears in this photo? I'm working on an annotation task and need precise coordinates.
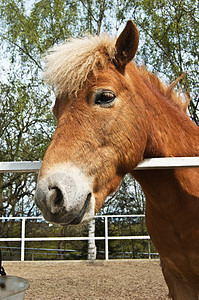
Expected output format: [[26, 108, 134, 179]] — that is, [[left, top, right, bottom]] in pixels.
[[0, 158, 199, 261], [0, 215, 149, 261], [1, 157, 199, 173]]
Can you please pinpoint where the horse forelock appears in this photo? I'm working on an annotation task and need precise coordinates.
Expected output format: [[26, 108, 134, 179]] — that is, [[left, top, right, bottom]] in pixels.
[[44, 33, 189, 112], [44, 34, 116, 97]]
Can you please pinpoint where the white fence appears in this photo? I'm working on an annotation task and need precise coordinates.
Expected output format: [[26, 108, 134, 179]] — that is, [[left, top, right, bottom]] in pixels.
[[0, 215, 149, 261], [0, 157, 199, 261]]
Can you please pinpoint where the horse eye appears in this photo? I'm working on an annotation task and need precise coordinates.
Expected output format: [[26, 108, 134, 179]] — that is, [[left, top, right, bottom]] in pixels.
[[95, 91, 116, 107]]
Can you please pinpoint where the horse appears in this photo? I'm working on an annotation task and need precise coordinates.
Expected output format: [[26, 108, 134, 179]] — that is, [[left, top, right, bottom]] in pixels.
[[35, 21, 199, 299]]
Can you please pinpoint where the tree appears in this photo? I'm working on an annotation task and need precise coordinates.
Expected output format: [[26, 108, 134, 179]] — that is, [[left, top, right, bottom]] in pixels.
[[133, 0, 199, 124], [0, 0, 79, 222]]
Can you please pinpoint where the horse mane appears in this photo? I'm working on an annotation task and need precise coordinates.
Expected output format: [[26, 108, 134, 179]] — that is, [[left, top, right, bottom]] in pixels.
[[44, 34, 189, 111], [139, 67, 189, 112]]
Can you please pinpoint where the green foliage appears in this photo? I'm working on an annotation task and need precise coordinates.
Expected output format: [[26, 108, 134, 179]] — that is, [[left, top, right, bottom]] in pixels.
[[134, 0, 199, 123], [0, 80, 54, 161]]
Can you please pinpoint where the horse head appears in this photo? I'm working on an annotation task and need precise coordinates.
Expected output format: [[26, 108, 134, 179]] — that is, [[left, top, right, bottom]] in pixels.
[[35, 21, 148, 225]]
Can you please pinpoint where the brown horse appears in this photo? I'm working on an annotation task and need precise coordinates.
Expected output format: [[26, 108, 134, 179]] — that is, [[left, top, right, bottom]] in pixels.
[[35, 21, 199, 299]]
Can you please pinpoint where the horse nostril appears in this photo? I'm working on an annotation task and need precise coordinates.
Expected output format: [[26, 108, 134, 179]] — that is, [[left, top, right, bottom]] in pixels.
[[49, 186, 64, 214], [87, 193, 92, 201]]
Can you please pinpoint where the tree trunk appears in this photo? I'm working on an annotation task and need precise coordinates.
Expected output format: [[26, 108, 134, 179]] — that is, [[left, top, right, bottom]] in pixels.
[[0, 174, 3, 217], [87, 218, 96, 260], [0, 174, 3, 237]]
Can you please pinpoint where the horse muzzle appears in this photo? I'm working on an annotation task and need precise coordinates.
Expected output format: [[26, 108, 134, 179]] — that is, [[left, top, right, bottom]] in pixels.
[[34, 164, 95, 225]]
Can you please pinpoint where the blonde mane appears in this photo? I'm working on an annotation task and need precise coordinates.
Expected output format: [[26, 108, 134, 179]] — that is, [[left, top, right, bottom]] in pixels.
[[140, 67, 189, 111], [44, 34, 116, 97], [44, 33, 189, 111]]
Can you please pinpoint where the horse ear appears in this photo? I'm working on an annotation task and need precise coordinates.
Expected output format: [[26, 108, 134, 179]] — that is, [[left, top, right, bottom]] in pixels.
[[114, 21, 139, 71]]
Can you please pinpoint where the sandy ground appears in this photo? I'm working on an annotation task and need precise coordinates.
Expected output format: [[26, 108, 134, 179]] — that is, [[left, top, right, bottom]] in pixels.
[[3, 260, 169, 299]]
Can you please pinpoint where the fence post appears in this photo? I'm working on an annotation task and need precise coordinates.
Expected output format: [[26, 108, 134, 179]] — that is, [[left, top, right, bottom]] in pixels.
[[105, 216, 109, 260], [21, 218, 25, 261]]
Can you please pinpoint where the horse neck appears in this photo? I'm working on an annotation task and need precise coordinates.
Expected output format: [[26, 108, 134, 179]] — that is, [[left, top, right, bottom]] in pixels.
[[129, 65, 199, 212], [127, 67, 199, 158], [145, 106, 199, 158], [131, 98, 199, 216]]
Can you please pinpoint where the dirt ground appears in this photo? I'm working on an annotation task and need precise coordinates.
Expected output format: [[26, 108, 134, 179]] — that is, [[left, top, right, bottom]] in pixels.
[[3, 260, 169, 299]]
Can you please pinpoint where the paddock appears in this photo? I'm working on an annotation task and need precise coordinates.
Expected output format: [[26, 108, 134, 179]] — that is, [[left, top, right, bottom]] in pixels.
[[4, 260, 168, 299]]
